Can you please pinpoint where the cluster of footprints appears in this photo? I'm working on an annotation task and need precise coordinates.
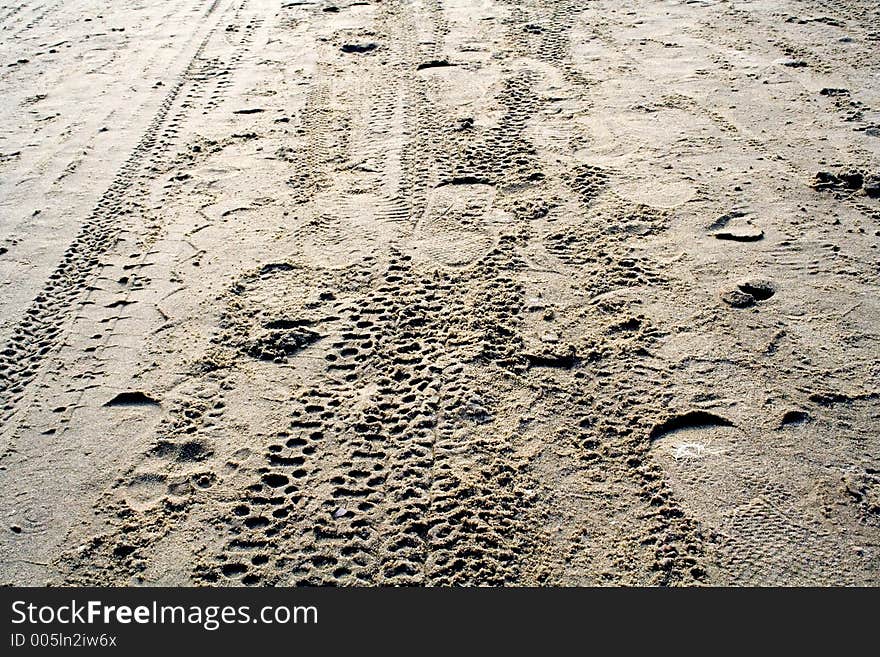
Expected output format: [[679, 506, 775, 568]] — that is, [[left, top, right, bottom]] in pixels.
[[68, 248, 536, 586], [38, 0, 879, 586]]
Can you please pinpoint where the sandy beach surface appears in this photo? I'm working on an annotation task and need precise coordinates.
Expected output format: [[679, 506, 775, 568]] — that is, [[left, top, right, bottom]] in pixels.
[[1, 0, 878, 586]]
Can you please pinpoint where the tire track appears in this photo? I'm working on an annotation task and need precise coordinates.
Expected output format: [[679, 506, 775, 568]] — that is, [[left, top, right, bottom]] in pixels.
[[11, 0, 61, 36], [27, 0, 877, 587], [0, 1, 38, 32], [0, 3, 27, 29], [0, 0, 238, 434]]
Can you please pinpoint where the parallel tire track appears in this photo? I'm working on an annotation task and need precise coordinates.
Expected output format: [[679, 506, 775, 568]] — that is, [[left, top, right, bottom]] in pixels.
[[0, 0, 237, 432]]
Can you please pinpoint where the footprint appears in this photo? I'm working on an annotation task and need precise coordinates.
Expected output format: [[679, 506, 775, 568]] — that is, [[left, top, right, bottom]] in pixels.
[[246, 324, 322, 363], [124, 473, 167, 512], [778, 410, 810, 427], [708, 208, 763, 241], [650, 411, 851, 584], [411, 183, 498, 267], [721, 278, 776, 308]]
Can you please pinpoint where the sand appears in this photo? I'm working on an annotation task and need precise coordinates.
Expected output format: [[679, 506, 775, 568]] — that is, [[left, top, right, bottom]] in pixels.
[[0, 0, 878, 586]]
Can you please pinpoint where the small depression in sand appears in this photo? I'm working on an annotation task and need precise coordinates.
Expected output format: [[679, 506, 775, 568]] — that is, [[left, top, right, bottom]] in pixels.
[[124, 473, 168, 513]]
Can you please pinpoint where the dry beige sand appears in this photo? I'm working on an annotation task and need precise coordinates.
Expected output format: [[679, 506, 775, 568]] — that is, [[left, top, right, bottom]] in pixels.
[[1, 0, 879, 586]]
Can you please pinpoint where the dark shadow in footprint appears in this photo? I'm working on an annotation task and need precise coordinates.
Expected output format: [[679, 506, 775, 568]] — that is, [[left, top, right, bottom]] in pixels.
[[523, 352, 578, 369], [722, 278, 776, 308], [105, 391, 160, 407], [714, 228, 764, 242], [341, 43, 377, 54], [649, 410, 734, 440], [708, 209, 748, 231], [738, 279, 775, 301], [436, 176, 492, 187], [263, 318, 315, 330], [779, 410, 810, 427], [417, 59, 456, 71]]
